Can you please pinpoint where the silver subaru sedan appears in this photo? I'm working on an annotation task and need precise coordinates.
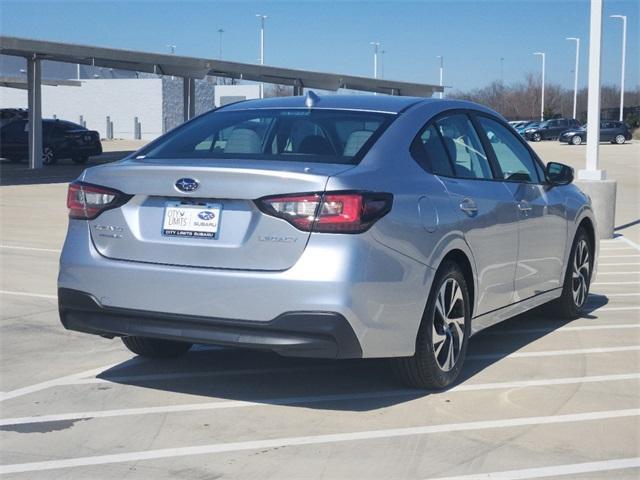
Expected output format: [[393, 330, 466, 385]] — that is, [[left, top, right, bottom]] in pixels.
[[58, 94, 597, 389]]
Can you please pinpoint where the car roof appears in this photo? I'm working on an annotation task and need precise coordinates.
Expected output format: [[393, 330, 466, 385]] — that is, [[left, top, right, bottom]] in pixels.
[[218, 94, 434, 114]]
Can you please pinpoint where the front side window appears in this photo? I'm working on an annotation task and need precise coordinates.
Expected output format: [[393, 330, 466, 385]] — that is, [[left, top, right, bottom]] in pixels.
[[477, 116, 540, 183], [435, 114, 493, 179], [140, 109, 393, 165]]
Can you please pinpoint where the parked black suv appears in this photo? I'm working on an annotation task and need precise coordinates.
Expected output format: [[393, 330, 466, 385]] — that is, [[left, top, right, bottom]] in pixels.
[[559, 121, 632, 145], [0, 119, 102, 165], [524, 118, 581, 141]]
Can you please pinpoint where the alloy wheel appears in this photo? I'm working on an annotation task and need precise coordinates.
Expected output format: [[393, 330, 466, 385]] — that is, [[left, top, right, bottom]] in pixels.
[[432, 278, 465, 372], [571, 135, 582, 145], [533, 133, 541, 142], [572, 239, 590, 308], [615, 135, 625, 145], [42, 147, 54, 165]]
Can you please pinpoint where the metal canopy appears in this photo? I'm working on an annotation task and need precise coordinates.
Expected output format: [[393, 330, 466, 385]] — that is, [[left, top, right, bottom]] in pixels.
[[0, 76, 80, 89], [0, 36, 442, 97]]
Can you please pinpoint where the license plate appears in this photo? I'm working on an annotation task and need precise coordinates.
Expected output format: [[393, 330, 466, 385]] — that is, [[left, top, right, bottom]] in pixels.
[[162, 202, 221, 239]]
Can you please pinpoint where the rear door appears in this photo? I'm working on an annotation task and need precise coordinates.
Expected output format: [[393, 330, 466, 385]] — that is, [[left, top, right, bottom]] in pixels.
[[431, 112, 519, 315], [474, 114, 567, 300]]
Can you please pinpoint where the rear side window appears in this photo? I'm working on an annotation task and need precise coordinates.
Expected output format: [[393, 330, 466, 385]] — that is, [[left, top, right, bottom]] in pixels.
[[411, 124, 454, 176], [435, 114, 493, 179], [140, 109, 394, 164]]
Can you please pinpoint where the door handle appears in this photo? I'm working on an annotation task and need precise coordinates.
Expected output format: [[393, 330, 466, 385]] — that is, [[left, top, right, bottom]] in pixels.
[[459, 198, 478, 216], [518, 201, 532, 212]]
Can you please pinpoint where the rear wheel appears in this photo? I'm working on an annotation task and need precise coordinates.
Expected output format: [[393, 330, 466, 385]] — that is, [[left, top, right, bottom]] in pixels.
[[121, 336, 193, 358], [42, 146, 57, 165], [570, 135, 582, 145], [613, 134, 626, 145], [392, 261, 471, 389], [547, 228, 592, 319]]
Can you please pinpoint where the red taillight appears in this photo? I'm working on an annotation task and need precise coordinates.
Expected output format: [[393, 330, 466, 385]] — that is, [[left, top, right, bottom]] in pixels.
[[67, 182, 130, 220], [257, 191, 392, 233]]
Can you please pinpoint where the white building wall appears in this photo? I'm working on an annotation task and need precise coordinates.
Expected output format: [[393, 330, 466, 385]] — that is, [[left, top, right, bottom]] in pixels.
[[0, 79, 163, 140]]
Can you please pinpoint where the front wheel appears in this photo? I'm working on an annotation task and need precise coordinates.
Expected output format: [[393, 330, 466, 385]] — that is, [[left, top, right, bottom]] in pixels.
[[392, 261, 471, 389], [547, 228, 593, 319], [613, 134, 626, 145], [121, 336, 193, 358], [532, 132, 542, 142], [570, 135, 582, 145]]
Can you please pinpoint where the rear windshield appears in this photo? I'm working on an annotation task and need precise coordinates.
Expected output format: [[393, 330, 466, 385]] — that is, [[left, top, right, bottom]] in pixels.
[[140, 108, 395, 164]]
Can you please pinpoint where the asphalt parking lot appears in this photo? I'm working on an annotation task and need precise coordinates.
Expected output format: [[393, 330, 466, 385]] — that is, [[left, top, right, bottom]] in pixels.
[[0, 141, 639, 479]]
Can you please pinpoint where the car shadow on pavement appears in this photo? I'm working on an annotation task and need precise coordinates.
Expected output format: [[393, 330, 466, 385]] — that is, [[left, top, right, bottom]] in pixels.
[[0, 151, 132, 186], [91, 294, 611, 412]]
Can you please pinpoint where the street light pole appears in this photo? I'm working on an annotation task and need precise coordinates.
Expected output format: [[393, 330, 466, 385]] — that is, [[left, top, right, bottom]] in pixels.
[[380, 49, 386, 79], [533, 52, 545, 121], [610, 15, 627, 122], [566, 37, 580, 120], [167, 44, 176, 55], [217, 28, 224, 59], [437, 55, 443, 99], [370, 42, 380, 79], [256, 14, 267, 98]]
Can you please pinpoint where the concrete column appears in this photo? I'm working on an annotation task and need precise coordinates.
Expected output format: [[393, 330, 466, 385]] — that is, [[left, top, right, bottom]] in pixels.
[[576, 0, 617, 239], [26, 55, 43, 169], [183, 77, 196, 122]]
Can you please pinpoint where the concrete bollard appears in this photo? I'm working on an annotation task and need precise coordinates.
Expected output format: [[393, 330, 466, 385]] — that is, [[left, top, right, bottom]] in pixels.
[[574, 179, 617, 239]]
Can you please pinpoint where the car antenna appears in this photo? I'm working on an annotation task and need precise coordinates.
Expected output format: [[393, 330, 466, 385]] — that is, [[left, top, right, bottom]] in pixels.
[[305, 90, 320, 108]]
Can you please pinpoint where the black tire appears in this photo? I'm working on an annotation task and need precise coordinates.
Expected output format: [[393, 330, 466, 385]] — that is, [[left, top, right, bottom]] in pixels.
[[532, 132, 542, 142], [547, 228, 593, 319], [71, 155, 89, 164], [613, 134, 626, 145], [392, 261, 471, 389], [121, 336, 193, 358]]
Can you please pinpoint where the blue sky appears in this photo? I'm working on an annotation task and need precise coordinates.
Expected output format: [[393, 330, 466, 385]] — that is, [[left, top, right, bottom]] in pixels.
[[1, 0, 638, 92]]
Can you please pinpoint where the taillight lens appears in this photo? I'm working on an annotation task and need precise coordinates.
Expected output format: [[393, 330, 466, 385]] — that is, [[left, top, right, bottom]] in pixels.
[[257, 191, 392, 233], [67, 181, 130, 219]]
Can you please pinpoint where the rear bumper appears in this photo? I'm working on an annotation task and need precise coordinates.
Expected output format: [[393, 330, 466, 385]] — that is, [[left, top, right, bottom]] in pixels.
[[59, 288, 362, 359]]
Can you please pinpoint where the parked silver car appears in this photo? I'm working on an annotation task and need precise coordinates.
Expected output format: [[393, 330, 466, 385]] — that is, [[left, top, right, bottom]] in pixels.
[[58, 94, 597, 389]]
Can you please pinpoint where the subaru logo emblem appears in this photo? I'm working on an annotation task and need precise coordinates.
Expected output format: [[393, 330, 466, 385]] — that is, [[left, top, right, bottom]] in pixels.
[[175, 178, 199, 193], [198, 211, 215, 221]]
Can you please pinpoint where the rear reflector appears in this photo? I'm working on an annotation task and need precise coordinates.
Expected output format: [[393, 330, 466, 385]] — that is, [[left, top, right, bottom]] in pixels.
[[67, 182, 131, 220], [257, 191, 392, 233]]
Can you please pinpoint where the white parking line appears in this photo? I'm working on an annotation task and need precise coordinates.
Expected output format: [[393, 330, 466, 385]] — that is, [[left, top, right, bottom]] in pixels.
[[597, 271, 640, 275], [467, 345, 640, 360], [593, 292, 640, 296], [0, 408, 637, 475], [596, 306, 640, 312], [592, 281, 640, 285], [486, 324, 640, 335], [599, 254, 640, 258], [0, 245, 60, 253], [0, 290, 57, 300], [599, 263, 640, 266], [0, 363, 122, 402], [2, 373, 636, 427], [431, 457, 640, 480], [619, 236, 640, 252]]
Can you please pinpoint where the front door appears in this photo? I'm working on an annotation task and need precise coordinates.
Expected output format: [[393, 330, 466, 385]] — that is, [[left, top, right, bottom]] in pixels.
[[474, 114, 568, 301]]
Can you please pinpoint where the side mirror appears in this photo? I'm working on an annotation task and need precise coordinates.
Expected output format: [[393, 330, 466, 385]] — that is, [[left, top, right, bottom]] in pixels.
[[546, 162, 574, 186]]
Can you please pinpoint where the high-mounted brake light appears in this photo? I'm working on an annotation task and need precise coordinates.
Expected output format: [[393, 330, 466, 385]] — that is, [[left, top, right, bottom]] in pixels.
[[257, 191, 393, 233], [67, 182, 131, 220]]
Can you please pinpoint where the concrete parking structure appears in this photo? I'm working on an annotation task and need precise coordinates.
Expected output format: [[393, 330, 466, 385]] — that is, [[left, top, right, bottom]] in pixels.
[[0, 141, 638, 479]]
